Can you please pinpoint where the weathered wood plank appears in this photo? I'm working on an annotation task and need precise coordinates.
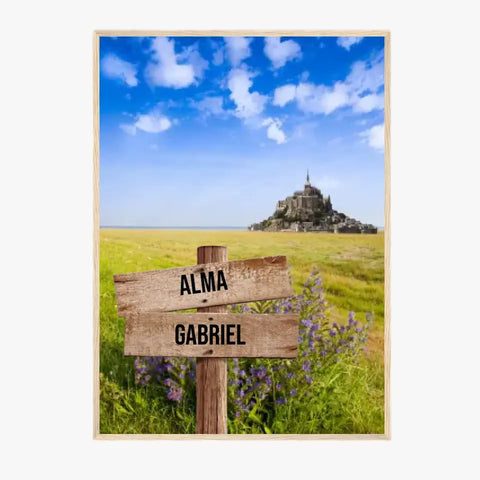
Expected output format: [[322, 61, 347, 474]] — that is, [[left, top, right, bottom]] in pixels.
[[196, 245, 228, 435], [114, 255, 292, 315], [124, 313, 299, 358]]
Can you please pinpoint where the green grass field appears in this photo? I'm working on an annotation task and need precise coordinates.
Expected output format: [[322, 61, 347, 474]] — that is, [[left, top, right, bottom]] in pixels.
[[99, 229, 385, 434]]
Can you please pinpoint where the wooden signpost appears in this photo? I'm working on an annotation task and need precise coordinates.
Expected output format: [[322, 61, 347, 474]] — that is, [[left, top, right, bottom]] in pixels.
[[113, 246, 298, 434]]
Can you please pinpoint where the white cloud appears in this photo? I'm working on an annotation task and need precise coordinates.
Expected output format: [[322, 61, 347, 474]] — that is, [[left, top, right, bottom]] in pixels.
[[135, 113, 172, 133], [101, 54, 138, 87], [145, 38, 207, 88], [226, 67, 289, 145], [337, 37, 363, 51], [353, 93, 384, 113], [227, 68, 267, 119], [224, 37, 252, 66], [318, 82, 350, 114], [360, 123, 384, 151], [119, 124, 137, 135], [211, 40, 224, 66], [193, 96, 226, 116], [300, 71, 310, 82], [178, 44, 208, 79], [120, 110, 173, 135], [264, 37, 302, 69], [262, 117, 286, 144], [295, 82, 350, 114], [273, 51, 384, 116], [273, 84, 297, 107], [213, 48, 224, 65], [346, 58, 384, 95]]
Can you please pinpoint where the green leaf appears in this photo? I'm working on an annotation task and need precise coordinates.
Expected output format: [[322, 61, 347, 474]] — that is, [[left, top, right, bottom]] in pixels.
[[247, 405, 263, 425], [176, 409, 185, 420], [123, 398, 135, 413], [115, 404, 130, 415]]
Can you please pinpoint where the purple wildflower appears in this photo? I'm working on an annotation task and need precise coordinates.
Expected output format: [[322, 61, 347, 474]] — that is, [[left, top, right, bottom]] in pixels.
[[166, 387, 183, 402], [302, 319, 313, 328]]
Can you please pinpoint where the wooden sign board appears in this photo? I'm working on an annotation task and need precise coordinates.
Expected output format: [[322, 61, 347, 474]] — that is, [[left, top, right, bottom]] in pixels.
[[113, 248, 299, 434], [124, 312, 298, 358], [114, 255, 292, 315]]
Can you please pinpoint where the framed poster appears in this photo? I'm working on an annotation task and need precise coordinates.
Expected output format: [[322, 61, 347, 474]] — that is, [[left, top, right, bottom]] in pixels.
[[94, 30, 390, 438]]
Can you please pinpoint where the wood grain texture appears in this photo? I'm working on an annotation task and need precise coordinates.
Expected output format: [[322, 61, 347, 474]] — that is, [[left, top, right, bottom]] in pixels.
[[196, 246, 228, 434], [114, 255, 292, 316], [96, 433, 388, 441], [124, 313, 299, 358], [196, 356, 227, 434], [384, 31, 391, 439], [95, 30, 389, 37], [93, 31, 100, 439]]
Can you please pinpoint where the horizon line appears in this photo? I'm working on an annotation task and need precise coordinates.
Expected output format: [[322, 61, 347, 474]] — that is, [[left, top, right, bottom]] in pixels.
[[100, 225, 385, 229], [100, 225, 248, 228]]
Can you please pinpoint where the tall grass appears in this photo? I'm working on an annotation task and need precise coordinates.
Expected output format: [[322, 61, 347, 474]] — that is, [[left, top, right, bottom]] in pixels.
[[99, 229, 385, 434]]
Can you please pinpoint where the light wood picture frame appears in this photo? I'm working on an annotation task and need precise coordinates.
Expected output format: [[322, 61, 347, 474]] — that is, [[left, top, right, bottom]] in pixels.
[[93, 30, 390, 440]]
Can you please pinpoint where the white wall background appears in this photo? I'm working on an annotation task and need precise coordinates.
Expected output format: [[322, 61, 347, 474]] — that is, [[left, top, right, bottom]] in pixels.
[[1, 1, 479, 479]]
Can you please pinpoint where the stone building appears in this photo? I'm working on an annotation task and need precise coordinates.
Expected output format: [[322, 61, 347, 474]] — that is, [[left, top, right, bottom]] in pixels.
[[276, 172, 324, 216], [249, 171, 377, 234]]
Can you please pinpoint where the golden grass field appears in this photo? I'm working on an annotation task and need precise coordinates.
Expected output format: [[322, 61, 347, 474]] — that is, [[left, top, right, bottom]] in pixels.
[[99, 229, 385, 434], [100, 229, 385, 354]]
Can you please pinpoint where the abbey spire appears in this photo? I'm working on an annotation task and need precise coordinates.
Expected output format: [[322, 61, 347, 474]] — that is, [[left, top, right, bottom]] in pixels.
[[305, 169, 311, 187]]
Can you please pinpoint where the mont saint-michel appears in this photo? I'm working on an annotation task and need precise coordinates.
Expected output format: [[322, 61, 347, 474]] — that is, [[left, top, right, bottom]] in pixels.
[[249, 172, 377, 234]]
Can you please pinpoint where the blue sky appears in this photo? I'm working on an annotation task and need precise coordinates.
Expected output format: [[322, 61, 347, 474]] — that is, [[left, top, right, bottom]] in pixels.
[[100, 35, 385, 227]]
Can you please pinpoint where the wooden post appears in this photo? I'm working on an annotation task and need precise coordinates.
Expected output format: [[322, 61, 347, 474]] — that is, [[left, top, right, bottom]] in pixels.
[[196, 246, 228, 434]]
